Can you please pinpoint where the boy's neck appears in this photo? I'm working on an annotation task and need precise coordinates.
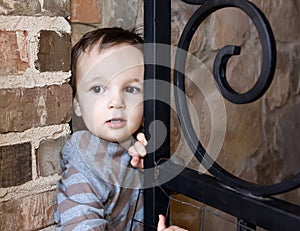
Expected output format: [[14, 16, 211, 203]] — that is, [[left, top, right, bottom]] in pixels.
[[119, 137, 132, 150]]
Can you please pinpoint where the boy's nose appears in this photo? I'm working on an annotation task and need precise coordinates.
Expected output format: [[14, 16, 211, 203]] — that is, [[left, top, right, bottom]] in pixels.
[[108, 94, 125, 109]]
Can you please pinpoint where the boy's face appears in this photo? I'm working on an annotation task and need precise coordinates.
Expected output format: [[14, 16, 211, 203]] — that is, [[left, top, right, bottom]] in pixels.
[[74, 44, 144, 143]]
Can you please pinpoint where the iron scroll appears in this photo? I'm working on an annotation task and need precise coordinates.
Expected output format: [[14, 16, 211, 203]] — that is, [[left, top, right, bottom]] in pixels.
[[174, 0, 300, 196]]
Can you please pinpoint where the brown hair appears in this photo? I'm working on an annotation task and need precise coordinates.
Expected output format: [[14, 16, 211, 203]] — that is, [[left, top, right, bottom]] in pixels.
[[71, 27, 144, 96]]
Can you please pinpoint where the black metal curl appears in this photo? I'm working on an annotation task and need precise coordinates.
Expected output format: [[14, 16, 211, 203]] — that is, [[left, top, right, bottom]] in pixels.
[[180, 0, 207, 5], [174, 0, 300, 196], [212, 1, 276, 104]]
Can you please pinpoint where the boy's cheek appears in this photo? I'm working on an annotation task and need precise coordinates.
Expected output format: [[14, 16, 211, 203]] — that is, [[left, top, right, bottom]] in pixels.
[[78, 100, 101, 118], [129, 102, 144, 113], [128, 107, 144, 125]]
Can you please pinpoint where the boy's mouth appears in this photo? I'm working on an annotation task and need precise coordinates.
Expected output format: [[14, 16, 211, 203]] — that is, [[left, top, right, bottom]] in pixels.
[[106, 118, 126, 128]]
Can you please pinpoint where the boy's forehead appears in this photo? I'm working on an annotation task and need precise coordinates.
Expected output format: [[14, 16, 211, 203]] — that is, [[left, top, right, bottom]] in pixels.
[[76, 44, 144, 82]]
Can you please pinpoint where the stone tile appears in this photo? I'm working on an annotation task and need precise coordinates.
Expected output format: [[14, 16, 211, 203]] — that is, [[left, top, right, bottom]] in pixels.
[[43, 0, 70, 17], [0, 0, 41, 16], [70, 0, 101, 23], [102, 0, 141, 29], [212, 8, 250, 49], [0, 0, 70, 17], [265, 49, 291, 111], [275, 102, 300, 178], [252, 0, 300, 42]]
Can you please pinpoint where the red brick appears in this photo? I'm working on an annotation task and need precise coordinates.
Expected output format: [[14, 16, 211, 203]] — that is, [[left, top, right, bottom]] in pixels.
[[0, 84, 72, 133], [0, 190, 56, 230], [0, 31, 29, 75], [36, 136, 67, 177], [0, 143, 32, 187], [70, 0, 101, 23], [37, 31, 71, 72]]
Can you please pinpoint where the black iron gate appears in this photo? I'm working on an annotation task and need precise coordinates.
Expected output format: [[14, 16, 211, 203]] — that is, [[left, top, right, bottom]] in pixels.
[[143, 0, 300, 230]]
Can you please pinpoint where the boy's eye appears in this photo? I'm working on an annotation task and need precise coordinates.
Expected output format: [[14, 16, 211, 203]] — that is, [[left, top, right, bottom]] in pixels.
[[91, 86, 105, 94], [126, 86, 141, 94]]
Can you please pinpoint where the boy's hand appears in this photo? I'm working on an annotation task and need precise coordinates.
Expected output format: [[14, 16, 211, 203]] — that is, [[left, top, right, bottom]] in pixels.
[[157, 215, 188, 231], [128, 133, 147, 168]]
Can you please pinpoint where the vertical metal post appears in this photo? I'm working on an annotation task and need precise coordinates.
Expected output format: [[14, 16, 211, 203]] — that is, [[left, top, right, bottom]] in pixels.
[[144, 0, 171, 230]]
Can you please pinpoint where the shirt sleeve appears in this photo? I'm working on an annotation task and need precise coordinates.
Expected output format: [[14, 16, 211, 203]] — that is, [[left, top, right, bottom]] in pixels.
[[55, 165, 111, 231]]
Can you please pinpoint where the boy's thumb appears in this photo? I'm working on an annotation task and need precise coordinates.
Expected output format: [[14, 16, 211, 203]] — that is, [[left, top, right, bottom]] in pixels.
[[137, 133, 147, 146], [157, 214, 166, 231]]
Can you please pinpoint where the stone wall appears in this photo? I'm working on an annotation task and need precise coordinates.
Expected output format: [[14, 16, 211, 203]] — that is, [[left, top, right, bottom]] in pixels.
[[0, 0, 71, 230]]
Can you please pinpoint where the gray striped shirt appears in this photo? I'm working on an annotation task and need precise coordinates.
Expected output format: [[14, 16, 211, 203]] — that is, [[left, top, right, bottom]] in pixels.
[[55, 130, 144, 230]]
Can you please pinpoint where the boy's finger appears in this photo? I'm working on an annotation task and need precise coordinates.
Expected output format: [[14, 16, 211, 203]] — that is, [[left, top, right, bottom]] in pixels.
[[130, 155, 144, 168], [128, 145, 138, 157], [129, 143, 146, 157], [137, 133, 147, 146], [134, 141, 147, 157], [130, 156, 140, 167], [157, 215, 166, 231]]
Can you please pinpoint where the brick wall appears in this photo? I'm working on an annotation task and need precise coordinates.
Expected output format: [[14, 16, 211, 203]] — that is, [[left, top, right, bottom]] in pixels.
[[0, 1, 72, 230]]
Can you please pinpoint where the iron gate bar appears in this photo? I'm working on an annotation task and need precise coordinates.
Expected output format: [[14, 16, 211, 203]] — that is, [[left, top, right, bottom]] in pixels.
[[143, 0, 171, 230], [159, 162, 300, 231]]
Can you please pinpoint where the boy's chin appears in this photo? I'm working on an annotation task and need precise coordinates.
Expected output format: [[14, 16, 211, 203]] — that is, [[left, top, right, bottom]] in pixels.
[[100, 133, 132, 144]]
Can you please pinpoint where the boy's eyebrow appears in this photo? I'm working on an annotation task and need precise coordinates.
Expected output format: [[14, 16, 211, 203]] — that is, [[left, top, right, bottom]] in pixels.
[[79, 75, 107, 86], [132, 78, 143, 82], [87, 75, 106, 82], [83, 76, 143, 86], [124, 78, 144, 85]]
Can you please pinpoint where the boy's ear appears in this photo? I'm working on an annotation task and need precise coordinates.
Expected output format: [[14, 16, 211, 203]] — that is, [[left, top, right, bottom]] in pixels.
[[73, 97, 82, 117]]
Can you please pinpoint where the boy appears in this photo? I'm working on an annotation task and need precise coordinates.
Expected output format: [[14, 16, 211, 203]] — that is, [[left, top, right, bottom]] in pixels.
[[55, 27, 186, 231]]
